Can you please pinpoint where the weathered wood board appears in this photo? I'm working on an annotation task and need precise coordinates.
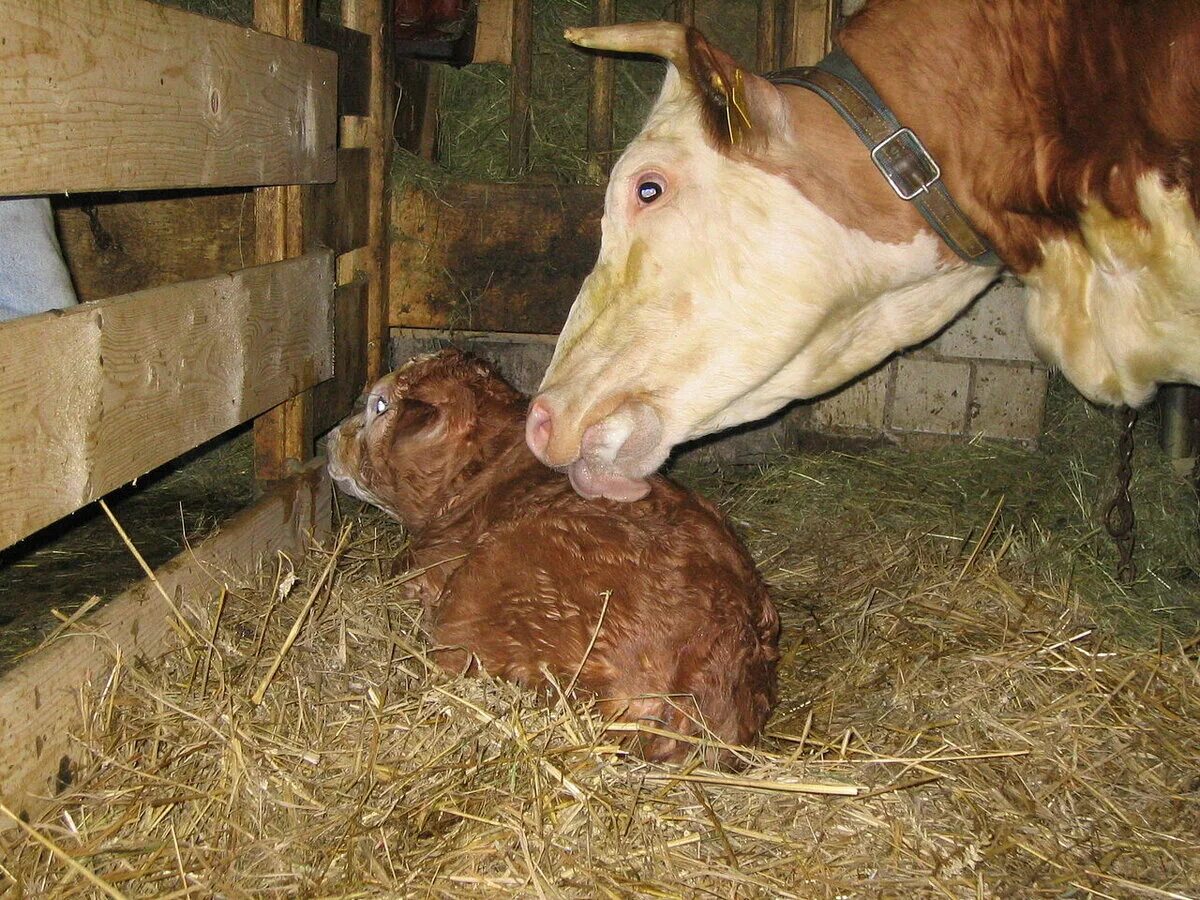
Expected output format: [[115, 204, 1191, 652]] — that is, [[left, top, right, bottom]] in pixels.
[[0, 252, 334, 552], [474, 0, 515, 64], [343, 0, 395, 384], [389, 182, 604, 334], [54, 191, 256, 303], [307, 17, 372, 116], [782, 0, 834, 67], [394, 59, 440, 160], [0, 460, 331, 825], [0, 0, 337, 195], [251, 0, 314, 482], [313, 279, 370, 435], [305, 148, 372, 255]]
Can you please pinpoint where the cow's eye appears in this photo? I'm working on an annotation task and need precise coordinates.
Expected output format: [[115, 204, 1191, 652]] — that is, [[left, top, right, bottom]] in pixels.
[[637, 180, 664, 204], [371, 395, 389, 416]]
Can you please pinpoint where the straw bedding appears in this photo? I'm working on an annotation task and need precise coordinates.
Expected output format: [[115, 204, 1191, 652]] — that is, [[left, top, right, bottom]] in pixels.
[[4, 477, 1197, 896]]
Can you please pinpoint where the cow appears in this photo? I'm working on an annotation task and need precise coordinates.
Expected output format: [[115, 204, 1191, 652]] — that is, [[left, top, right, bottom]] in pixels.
[[524, 1, 1200, 501], [327, 350, 780, 763]]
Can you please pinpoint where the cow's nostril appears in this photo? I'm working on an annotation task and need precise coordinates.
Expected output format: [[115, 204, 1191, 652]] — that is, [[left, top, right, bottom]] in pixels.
[[526, 398, 554, 462]]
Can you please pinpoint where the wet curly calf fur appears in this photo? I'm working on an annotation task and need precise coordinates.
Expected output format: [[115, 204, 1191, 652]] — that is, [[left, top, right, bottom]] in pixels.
[[327, 350, 779, 763]]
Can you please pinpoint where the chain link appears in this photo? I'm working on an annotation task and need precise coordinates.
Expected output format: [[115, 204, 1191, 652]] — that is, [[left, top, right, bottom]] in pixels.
[[1102, 407, 1138, 585]]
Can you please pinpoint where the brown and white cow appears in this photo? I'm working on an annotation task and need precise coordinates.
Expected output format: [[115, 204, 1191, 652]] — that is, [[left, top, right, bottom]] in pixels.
[[525, 1, 1200, 501]]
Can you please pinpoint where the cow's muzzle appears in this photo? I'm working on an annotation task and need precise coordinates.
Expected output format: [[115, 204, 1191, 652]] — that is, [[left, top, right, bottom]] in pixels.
[[526, 394, 666, 502]]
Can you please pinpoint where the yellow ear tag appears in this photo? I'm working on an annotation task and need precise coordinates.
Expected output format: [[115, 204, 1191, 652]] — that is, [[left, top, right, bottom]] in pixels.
[[725, 69, 753, 146]]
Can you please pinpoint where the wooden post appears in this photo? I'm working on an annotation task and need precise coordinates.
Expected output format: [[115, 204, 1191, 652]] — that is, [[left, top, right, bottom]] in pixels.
[[475, 0, 515, 63], [675, 0, 696, 27], [508, 0, 533, 176], [394, 60, 440, 161], [757, 0, 780, 72], [1158, 385, 1200, 460], [781, 0, 834, 68], [419, 65, 442, 161], [586, 0, 616, 181], [343, 0, 395, 386], [253, 0, 313, 481]]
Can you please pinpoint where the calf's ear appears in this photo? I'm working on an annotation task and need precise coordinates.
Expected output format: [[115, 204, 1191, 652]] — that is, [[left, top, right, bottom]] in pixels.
[[388, 399, 442, 443], [564, 21, 785, 153]]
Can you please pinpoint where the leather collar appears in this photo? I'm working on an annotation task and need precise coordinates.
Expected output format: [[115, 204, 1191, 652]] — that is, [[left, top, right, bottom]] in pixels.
[[769, 48, 1003, 268]]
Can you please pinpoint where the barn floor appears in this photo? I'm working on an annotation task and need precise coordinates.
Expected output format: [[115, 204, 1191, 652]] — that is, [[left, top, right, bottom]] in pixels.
[[3, 379, 1199, 896]]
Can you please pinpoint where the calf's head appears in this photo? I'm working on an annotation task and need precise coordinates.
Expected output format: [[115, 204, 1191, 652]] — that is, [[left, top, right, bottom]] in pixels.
[[527, 22, 995, 500], [328, 350, 523, 528]]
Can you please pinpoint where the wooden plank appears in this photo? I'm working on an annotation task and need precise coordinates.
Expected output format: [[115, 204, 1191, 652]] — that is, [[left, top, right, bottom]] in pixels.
[[676, 0, 697, 27], [0, 252, 334, 552], [757, 0, 781, 72], [587, 0, 617, 181], [0, 0, 337, 195], [252, 177, 313, 481], [253, 0, 313, 483], [343, 0, 396, 385], [304, 148, 372, 255], [781, 0, 834, 68], [313, 280, 370, 435], [474, 0, 515, 64], [508, 0, 533, 176], [389, 182, 604, 334], [308, 18, 372, 116], [54, 191, 255, 303], [394, 60, 440, 160], [1158, 385, 1200, 458], [0, 460, 331, 825]]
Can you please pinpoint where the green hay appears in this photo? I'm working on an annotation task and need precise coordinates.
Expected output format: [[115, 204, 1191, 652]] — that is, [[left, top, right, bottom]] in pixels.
[[396, 0, 764, 187], [675, 376, 1200, 643]]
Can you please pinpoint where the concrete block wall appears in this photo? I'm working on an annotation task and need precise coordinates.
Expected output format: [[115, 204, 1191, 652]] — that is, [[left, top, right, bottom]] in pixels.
[[807, 277, 1049, 446], [390, 277, 1049, 461]]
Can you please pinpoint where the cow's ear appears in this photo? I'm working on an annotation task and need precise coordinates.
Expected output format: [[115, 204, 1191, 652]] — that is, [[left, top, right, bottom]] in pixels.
[[564, 22, 781, 153], [684, 28, 767, 151]]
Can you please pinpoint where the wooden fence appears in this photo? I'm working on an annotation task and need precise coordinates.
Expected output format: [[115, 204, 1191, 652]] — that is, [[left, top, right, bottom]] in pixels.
[[0, 0, 392, 820]]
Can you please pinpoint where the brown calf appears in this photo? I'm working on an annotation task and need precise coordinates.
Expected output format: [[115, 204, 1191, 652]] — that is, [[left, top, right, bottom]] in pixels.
[[328, 350, 780, 763]]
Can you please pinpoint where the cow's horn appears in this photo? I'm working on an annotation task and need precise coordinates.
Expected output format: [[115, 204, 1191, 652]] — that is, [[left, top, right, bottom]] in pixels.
[[563, 22, 690, 70]]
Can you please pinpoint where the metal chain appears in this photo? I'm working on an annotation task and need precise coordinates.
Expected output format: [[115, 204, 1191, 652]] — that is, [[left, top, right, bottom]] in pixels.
[[1102, 406, 1138, 585]]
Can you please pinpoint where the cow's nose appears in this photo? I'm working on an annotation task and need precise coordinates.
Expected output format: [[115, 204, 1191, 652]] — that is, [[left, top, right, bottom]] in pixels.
[[525, 397, 556, 465]]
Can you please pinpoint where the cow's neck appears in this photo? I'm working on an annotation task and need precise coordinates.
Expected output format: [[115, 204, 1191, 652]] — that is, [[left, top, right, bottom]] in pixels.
[[840, 0, 1200, 273]]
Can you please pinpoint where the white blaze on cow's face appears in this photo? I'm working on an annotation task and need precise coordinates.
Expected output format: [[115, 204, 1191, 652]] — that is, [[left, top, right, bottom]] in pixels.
[[527, 23, 996, 501]]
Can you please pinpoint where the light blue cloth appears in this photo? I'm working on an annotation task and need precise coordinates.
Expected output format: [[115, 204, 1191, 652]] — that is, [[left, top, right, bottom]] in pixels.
[[0, 197, 78, 322]]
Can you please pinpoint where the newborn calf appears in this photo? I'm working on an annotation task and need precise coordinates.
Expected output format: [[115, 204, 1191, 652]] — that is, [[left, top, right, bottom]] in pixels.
[[328, 350, 779, 763]]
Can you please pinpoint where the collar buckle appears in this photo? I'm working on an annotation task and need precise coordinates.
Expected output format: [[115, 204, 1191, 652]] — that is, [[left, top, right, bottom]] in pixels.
[[870, 127, 941, 201]]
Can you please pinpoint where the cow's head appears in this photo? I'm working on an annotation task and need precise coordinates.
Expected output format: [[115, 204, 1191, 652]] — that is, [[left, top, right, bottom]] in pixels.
[[526, 22, 996, 501]]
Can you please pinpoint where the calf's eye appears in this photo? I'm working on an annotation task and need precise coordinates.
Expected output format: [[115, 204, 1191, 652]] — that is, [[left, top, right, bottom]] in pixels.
[[637, 180, 664, 204], [373, 396, 389, 416]]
